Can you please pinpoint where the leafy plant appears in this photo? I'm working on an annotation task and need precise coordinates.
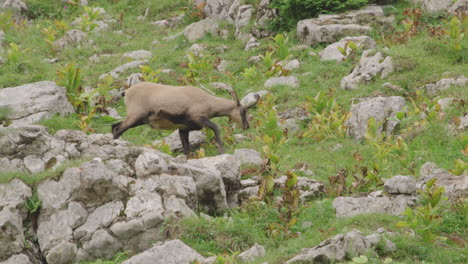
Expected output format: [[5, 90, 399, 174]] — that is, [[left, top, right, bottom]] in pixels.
[[94, 74, 115, 114], [272, 33, 289, 61], [25, 193, 41, 214], [397, 178, 447, 243], [185, 52, 215, 83], [140, 64, 162, 83], [56, 62, 85, 113], [337, 40, 360, 61], [78, 6, 101, 32], [242, 65, 261, 84], [384, 8, 422, 45], [303, 91, 350, 141]]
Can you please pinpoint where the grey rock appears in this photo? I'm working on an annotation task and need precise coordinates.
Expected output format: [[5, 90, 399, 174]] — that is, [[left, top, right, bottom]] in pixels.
[[240, 90, 268, 106], [235, 4, 254, 36], [341, 50, 394, 90], [151, 15, 184, 28], [333, 195, 417, 217], [74, 201, 124, 241], [234, 148, 262, 166], [346, 96, 406, 139], [0, 254, 33, 264], [459, 114, 468, 130], [122, 240, 205, 264], [264, 76, 299, 88], [365, 234, 396, 252], [186, 43, 205, 56], [0, 208, 24, 258], [238, 243, 266, 262], [0, 81, 74, 127], [238, 185, 259, 202], [449, 0, 468, 13], [409, 0, 460, 12], [184, 18, 219, 42], [209, 82, 233, 92], [241, 179, 258, 188], [162, 31, 184, 41], [110, 219, 145, 241], [123, 50, 153, 60], [0, 178, 32, 212], [422, 75, 468, 95], [248, 55, 262, 64], [319, 36, 376, 62], [216, 59, 229, 72], [283, 59, 301, 71], [281, 119, 301, 134], [23, 155, 45, 173], [126, 73, 143, 87], [286, 230, 371, 263], [46, 242, 77, 264], [382, 82, 404, 92], [245, 37, 260, 51], [53, 29, 87, 50], [153, 130, 206, 153], [437, 98, 455, 111], [99, 60, 147, 80], [384, 175, 417, 195], [44, 58, 60, 64], [419, 162, 468, 200], [134, 150, 169, 178], [163, 195, 196, 218], [82, 229, 122, 259]]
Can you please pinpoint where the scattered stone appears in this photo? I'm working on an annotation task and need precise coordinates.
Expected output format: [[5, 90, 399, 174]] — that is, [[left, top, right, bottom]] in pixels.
[[238, 243, 266, 262], [163, 31, 184, 41], [286, 230, 395, 263], [122, 240, 205, 264], [248, 55, 262, 64], [240, 91, 269, 106], [216, 59, 229, 72], [264, 76, 299, 88], [346, 96, 406, 139], [234, 149, 262, 167], [151, 15, 184, 28], [44, 58, 60, 64], [0, 81, 75, 127], [0, 254, 33, 264], [123, 50, 153, 60], [53, 29, 88, 50], [341, 50, 394, 90], [459, 114, 468, 130], [409, 0, 467, 13], [437, 98, 454, 111], [126, 73, 143, 87], [209, 82, 233, 92], [184, 18, 219, 42], [384, 175, 417, 195], [382, 82, 404, 92], [319, 36, 376, 62], [245, 37, 261, 51], [99, 60, 147, 80], [421, 75, 468, 95], [283, 59, 301, 71], [333, 195, 417, 217], [419, 162, 468, 200], [186, 43, 205, 57], [234, 4, 254, 37]]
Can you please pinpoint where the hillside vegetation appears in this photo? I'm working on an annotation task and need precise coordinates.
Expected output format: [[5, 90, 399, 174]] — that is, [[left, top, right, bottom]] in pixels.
[[0, 0, 467, 263]]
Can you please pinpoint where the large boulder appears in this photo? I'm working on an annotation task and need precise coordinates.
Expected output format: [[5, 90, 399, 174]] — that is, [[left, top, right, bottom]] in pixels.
[[410, 0, 468, 13], [0, 82, 74, 127], [346, 96, 406, 139], [297, 6, 385, 45], [384, 175, 417, 195], [341, 50, 394, 90]]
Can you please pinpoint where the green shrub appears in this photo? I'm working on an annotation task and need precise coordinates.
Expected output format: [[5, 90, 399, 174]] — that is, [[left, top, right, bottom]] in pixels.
[[22, 0, 79, 20], [270, 0, 369, 32]]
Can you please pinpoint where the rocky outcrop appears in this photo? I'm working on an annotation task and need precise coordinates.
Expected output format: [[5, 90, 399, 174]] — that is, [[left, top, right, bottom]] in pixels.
[[53, 29, 88, 51], [184, 18, 219, 42], [0, 125, 244, 263], [410, 0, 468, 13], [238, 243, 266, 262], [319, 36, 376, 62], [123, 50, 153, 60], [384, 175, 417, 195], [0, 81, 74, 128], [341, 50, 394, 90], [286, 229, 396, 263], [346, 96, 406, 139], [99, 60, 147, 80], [297, 6, 387, 45]]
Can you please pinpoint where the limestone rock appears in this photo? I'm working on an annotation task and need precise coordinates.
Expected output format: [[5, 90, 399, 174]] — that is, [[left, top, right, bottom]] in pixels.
[[240, 90, 268, 106], [122, 240, 205, 264], [0, 81, 74, 127], [99, 60, 147, 80], [234, 148, 262, 167], [319, 36, 376, 62], [245, 37, 260, 51], [264, 76, 300, 88], [53, 29, 87, 50], [123, 50, 153, 60], [184, 18, 219, 42], [151, 15, 184, 28], [134, 150, 169, 178], [332, 195, 417, 217], [384, 175, 417, 195], [341, 50, 394, 90], [421, 75, 468, 95], [238, 243, 266, 262], [209, 82, 233, 92], [346, 96, 406, 139], [419, 162, 468, 200], [0, 254, 33, 264]]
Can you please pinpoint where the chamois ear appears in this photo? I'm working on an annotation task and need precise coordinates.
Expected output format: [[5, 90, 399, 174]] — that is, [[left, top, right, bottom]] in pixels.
[[230, 90, 241, 106]]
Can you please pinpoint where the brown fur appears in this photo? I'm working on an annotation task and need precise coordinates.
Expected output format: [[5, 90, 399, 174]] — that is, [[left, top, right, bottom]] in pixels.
[[112, 82, 258, 155]]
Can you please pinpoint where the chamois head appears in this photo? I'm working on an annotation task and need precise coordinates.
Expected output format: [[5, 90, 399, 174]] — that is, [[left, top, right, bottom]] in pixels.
[[229, 91, 259, 129]]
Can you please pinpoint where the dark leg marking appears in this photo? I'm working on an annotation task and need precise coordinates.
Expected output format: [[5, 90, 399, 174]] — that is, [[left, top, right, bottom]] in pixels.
[[199, 116, 224, 154], [112, 116, 146, 139], [179, 129, 191, 155]]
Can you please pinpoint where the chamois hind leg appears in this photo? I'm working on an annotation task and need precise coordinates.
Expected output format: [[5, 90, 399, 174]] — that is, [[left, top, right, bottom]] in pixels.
[[199, 117, 224, 154], [179, 129, 191, 155], [112, 115, 146, 139]]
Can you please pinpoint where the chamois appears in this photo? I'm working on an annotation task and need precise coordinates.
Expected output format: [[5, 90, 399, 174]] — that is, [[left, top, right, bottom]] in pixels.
[[111, 82, 259, 155]]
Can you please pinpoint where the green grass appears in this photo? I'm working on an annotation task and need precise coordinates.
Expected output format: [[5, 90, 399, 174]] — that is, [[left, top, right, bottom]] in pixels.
[[1, 0, 467, 263]]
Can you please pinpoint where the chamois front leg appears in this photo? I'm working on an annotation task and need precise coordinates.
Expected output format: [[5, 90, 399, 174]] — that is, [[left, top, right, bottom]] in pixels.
[[178, 129, 191, 156], [199, 117, 224, 154]]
